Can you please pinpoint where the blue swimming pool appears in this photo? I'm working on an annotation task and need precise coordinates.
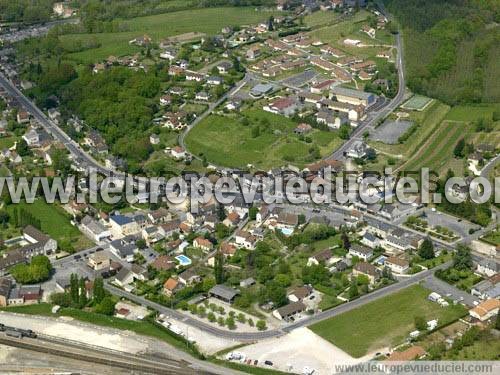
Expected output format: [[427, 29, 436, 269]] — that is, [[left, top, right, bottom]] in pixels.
[[280, 227, 294, 236], [175, 255, 192, 266]]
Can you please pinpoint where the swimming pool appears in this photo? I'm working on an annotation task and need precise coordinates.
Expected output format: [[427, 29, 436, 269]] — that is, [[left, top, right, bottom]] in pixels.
[[280, 227, 294, 236], [175, 255, 192, 266]]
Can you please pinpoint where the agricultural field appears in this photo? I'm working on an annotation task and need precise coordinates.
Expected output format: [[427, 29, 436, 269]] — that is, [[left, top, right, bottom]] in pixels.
[[307, 10, 394, 60], [304, 10, 342, 28], [60, 7, 283, 64], [403, 120, 470, 175], [309, 285, 467, 358], [185, 109, 343, 169], [5, 199, 92, 251]]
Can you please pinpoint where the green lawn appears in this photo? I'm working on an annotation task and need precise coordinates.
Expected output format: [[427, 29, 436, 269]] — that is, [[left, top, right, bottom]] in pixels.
[[481, 228, 500, 246], [444, 104, 499, 122], [185, 109, 342, 169], [0, 135, 19, 150], [309, 284, 467, 358], [5, 199, 92, 251], [60, 7, 283, 64]]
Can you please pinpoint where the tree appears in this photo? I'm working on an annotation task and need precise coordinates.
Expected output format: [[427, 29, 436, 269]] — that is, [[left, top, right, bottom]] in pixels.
[[237, 313, 246, 323], [79, 277, 88, 307], [10, 255, 52, 284], [418, 237, 435, 259], [217, 316, 225, 326], [453, 245, 472, 271], [339, 124, 350, 140], [95, 296, 115, 315], [70, 273, 79, 305], [414, 316, 427, 331], [496, 312, 500, 330], [207, 312, 216, 322], [93, 277, 105, 303], [214, 251, 225, 284], [453, 138, 465, 158], [348, 284, 359, 299], [226, 316, 236, 330], [248, 206, 258, 221], [256, 320, 267, 331], [341, 230, 351, 250]]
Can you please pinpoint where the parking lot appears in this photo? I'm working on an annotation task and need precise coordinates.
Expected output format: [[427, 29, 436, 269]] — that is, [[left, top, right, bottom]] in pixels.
[[421, 209, 481, 238], [370, 119, 413, 144], [422, 275, 478, 307]]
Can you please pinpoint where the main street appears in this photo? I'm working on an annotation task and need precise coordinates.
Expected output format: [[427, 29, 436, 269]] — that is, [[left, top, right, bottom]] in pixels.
[[0, 72, 115, 177]]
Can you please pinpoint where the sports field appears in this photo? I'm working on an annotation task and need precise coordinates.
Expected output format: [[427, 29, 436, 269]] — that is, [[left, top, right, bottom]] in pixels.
[[59, 7, 283, 64], [184, 109, 342, 169], [401, 95, 433, 111], [309, 285, 467, 358]]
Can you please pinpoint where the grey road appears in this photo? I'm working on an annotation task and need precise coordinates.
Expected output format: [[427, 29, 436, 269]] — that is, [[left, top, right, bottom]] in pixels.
[[0, 73, 116, 177]]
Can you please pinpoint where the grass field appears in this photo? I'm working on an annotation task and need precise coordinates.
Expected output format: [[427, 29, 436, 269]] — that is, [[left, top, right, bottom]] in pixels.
[[60, 7, 282, 64], [5, 199, 92, 250], [304, 11, 342, 28], [185, 109, 342, 169], [445, 104, 500, 122], [481, 228, 500, 246], [309, 284, 467, 358]]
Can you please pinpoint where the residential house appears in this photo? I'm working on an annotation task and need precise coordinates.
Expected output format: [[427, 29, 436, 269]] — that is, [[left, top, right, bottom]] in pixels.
[[80, 215, 110, 242], [207, 76, 223, 86], [246, 45, 261, 60], [294, 123, 313, 134], [469, 299, 500, 321], [22, 128, 40, 147], [346, 140, 369, 159], [87, 252, 111, 271], [158, 219, 181, 239], [273, 301, 306, 321], [352, 262, 379, 284], [240, 277, 256, 288], [471, 275, 500, 300], [160, 95, 172, 106], [147, 207, 171, 224], [348, 244, 373, 261], [195, 91, 210, 101], [287, 285, 313, 302], [17, 110, 30, 124], [331, 86, 376, 108], [220, 242, 237, 258], [193, 237, 214, 252], [178, 268, 201, 286], [109, 215, 139, 238], [223, 212, 240, 227], [217, 61, 233, 74], [307, 248, 334, 266], [163, 277, 180, 297], [151, 255, 176, 272], [476, 259, 499, 277], [109, 238, 137, 262], [361, 232, 380, 248], [20, 226, 57, 258], [234, 230, 257, 250], [171, 146, 186, 160], [385, 256, 410, 274]]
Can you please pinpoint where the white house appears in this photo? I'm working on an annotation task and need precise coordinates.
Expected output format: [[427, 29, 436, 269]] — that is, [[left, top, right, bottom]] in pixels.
[[80, 215, 111, 242], [348, 244, 373, 261], [385, 256, 410, 274]]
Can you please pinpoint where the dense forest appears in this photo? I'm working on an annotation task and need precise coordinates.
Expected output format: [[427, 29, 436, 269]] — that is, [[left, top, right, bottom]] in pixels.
[[0, 0, 54, 23], [385, 0, 500, 104]]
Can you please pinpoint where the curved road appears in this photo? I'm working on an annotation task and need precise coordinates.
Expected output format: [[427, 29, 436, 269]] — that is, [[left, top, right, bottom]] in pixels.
[[105, 260, 449, 342]]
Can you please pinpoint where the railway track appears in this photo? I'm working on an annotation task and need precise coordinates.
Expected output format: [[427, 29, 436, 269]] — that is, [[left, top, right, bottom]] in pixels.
[[0, 333, 199, 375]]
